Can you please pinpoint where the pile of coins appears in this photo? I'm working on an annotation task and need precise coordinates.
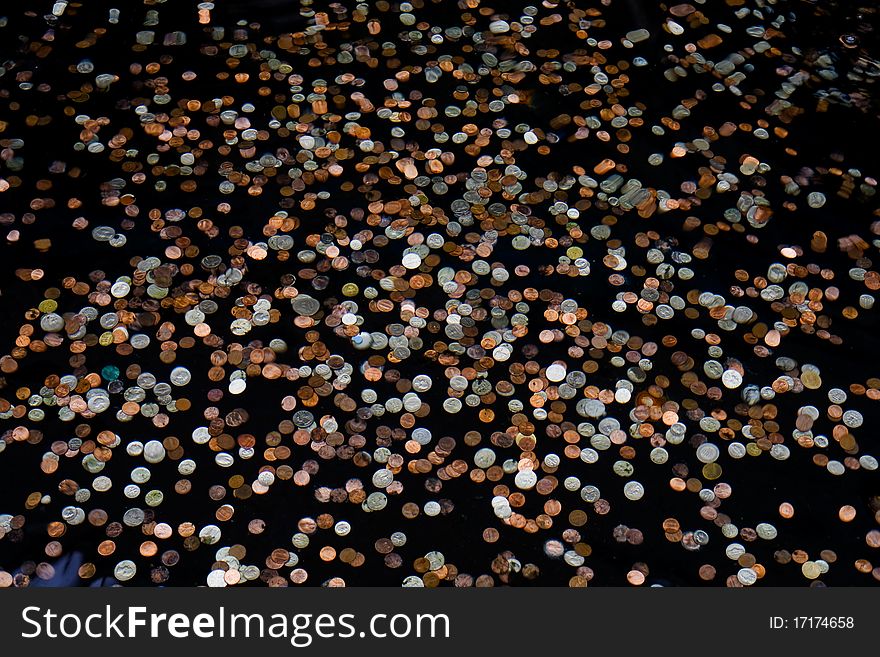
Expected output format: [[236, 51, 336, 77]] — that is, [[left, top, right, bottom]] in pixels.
[[0, 0, 879, 587]]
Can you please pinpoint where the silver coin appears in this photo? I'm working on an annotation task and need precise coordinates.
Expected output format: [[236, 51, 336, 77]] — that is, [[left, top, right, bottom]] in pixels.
[[206, 569, 227, 587], [696, 443, 720, 463], [514, 470, 537, 490], [372, 469, 394, 488], [737, 568, 757, 586], [623, 481, 644, 500], [114, 560, 137, 582], [613, 460, 634, 477], [199, 524, 221, 544], [826, 460, 845, 475], [291, 295, 321, 316], [474, 448, 496, 469], [143, 440, 166, 464], [842, 410, 863, 428], [123, 508, 145, 526], [725, 543, 745, 560], [756, 523, 778, 540]]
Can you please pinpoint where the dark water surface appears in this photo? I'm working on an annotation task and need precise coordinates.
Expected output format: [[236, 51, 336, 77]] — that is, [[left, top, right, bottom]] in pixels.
[[0, 0, 879, 586]]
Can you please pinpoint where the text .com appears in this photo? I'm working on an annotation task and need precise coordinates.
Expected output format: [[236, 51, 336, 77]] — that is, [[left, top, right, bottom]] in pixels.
[[21, 606, 451, 646]]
